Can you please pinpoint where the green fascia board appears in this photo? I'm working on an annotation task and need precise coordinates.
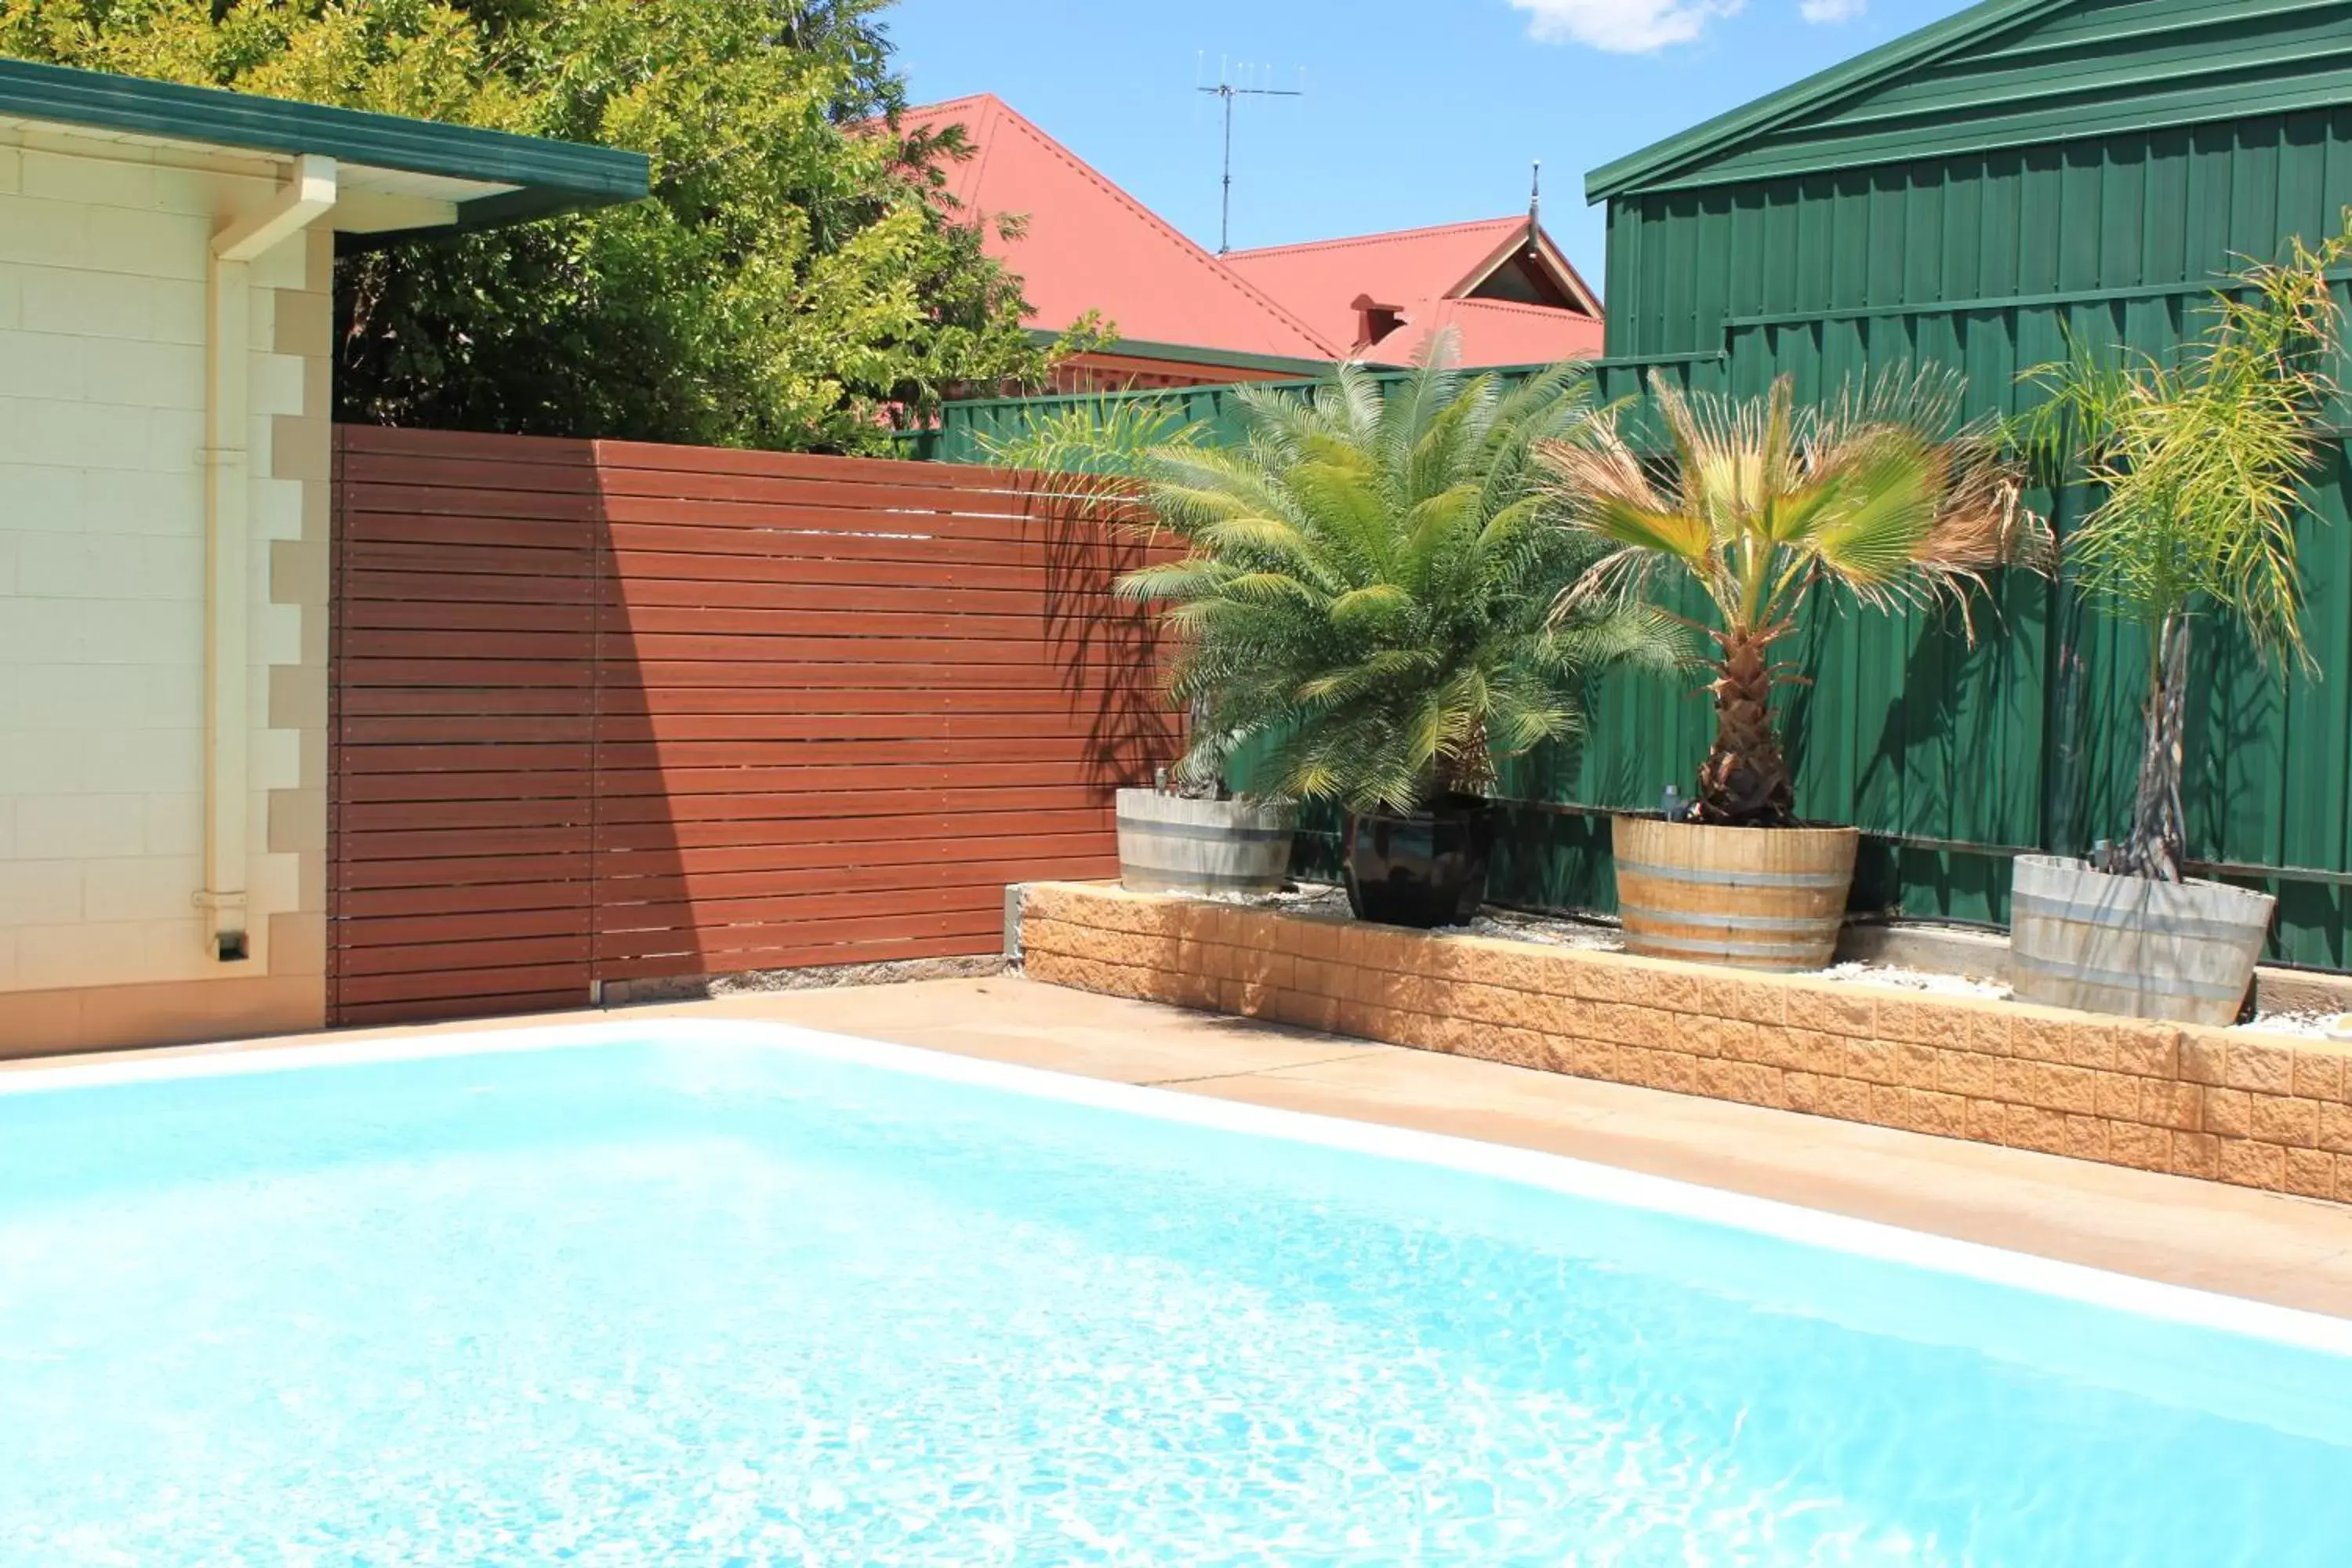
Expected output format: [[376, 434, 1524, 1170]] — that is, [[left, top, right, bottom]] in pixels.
[[1583, 0, 2073, 201], [1676, 67, 2352, 192], [0, 57, 648, 229]]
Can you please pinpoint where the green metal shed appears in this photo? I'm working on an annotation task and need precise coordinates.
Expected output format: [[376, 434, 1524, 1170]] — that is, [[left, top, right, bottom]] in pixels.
[[1577, 0, 2352, 967]]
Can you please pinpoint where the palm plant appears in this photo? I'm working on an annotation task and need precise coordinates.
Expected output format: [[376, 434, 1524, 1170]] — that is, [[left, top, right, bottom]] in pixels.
[[2017, 237, 2349, 881], [1112, 351, 1675, 814], [1542, 368, 2046, 827]]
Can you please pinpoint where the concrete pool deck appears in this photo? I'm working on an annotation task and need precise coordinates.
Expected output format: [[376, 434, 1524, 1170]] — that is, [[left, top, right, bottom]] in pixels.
[[14, 974, 2352, 1320]]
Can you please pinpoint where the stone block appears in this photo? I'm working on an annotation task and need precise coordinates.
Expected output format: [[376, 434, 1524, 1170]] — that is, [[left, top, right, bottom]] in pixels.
[[2249, 1094, 2321, 1149], [1466, 1024, 1551, 1071], [1616, 959, 1704, 1014], [2201, 1087, 2252, 1138], [1288, 991, 1342, 1033], [1621, 1006, 1686, 1053], [2142, 1080, 2204, 1132], [2093, 1073, 2143, 1123], [1697, 1056, 1783, 1109], [2216, 1137, 2287, 1192], [2292, 1048, 2346, 1105], [2319, 1100, 2352, 1156], [2008, 1105, 2073, 1156], [1842, 1036, 1918, 1087], [2169, 1132, 2221, 1181], [2034, 1019, 2117, 1072], [1783, 1072, 1824, 1113], [1680, 1014, 1755, 1061], [2020, 1062, 2101, 1116], [2177, 1030, 2230, 1086], [1166, 967, 1219, 1011], [1576, 1039, 1629, 1085], [2110, 1022, 2180, 1080], [1444, 938, 1552, 993], [2223, 1037, 2296, 1096], [1874, 993, 1962, 1046], [1945, 1004, 2015, 1062], [1287, 913, 1348, 963], [1936, 1048, 2006, 1102], [1741, 1025, 1807, 1072], [1700, 971, 1787, 1027], [2107, 1120, 2169, 1172], [1817, 1074, 1874, 1122], [1784, 985, 1876, 1038], [1913, 1090, 1970, 1139], [1020, 884, 1085, 925], [2285, 1146, 2337, 1202], [2062, 1116, 2111, 1163]]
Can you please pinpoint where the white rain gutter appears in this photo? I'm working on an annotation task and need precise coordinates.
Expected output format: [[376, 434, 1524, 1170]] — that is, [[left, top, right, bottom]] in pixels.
[[198, 154, 336, 962]]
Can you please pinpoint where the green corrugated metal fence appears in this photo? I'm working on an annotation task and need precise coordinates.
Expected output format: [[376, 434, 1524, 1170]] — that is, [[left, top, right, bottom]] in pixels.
[[1594, 98, 2352, 969]]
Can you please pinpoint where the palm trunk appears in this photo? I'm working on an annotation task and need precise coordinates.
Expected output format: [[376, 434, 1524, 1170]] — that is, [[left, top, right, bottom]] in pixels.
[[1696, 629, 1795, 827], [2108, 615, 2189, 881], [1435, 717, 1493, 803]]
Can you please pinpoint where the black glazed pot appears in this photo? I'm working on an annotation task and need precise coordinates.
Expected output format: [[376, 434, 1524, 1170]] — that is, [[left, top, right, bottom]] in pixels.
[[1342, 795, 1494, 928]]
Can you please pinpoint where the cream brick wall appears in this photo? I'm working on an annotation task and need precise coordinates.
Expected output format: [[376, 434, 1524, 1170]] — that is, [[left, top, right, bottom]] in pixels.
[[0, 130, 328, 1050]]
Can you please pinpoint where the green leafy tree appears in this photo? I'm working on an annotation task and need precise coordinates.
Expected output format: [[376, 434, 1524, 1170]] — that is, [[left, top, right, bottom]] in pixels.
[[2017, 237, 2350, 880], [2, 0, 1091, 451], [1544, 368, 2045, 828]]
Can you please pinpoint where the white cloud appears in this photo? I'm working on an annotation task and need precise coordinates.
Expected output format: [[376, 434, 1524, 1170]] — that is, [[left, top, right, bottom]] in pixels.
[[1508, 0, 1746, 53], [1799, 0, 1866, 20]]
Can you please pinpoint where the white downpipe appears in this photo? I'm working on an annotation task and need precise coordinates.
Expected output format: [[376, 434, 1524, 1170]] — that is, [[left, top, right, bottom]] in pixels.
[[199, 155, 336, 961]]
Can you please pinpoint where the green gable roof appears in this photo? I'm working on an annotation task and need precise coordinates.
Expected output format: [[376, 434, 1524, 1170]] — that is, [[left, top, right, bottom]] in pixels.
[[1587, 0, 2352, 201], [0, 56, 647, 231]]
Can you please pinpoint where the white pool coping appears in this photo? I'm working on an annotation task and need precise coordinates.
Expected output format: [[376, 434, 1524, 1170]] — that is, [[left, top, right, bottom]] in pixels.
[[9, 1014, 2352, 1361]]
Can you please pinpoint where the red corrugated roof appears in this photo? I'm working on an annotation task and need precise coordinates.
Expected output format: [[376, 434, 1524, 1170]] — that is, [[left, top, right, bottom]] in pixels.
[[897, 94, 1340, 361], [1225, 217, 1605, 368]]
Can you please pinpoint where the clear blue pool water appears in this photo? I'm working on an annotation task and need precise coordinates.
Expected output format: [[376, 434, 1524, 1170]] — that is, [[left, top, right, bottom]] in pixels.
[[3, 1033, 2350, 1566]]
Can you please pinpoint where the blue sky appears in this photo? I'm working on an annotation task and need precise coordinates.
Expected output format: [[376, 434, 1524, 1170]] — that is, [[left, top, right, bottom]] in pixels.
[[884, 0, 1977, 289]]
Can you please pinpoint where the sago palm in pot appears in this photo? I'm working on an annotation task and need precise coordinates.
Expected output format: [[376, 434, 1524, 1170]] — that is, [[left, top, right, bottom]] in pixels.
[[1119, 348, 1676, 927], [1541, 367, 2045, 970]]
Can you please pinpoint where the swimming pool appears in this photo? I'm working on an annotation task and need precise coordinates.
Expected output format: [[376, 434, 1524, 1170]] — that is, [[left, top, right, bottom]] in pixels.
[[3, 1022, 2348, 1564]]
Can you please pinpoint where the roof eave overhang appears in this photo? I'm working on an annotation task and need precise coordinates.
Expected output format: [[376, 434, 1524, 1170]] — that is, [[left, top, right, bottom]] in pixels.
[[1036, 329, 1333, 377], [0, 56, 649, 238]]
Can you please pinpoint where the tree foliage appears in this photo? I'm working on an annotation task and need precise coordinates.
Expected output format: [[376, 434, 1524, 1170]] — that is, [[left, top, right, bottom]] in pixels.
[[2016, 234, 2350, 880], [1544, 368, 2045, 827], [2, 0, 1090, 451]]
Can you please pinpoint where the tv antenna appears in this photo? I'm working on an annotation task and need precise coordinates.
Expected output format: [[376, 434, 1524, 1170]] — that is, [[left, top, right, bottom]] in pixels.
[[1196, 56, 1304, 254]]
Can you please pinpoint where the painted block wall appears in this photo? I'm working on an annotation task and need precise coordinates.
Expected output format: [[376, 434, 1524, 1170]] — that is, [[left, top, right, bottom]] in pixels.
[[0, 126, 329, 1051]]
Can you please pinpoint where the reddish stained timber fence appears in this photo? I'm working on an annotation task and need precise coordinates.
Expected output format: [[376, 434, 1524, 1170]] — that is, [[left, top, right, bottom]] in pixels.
[[328, 426, 1174, 1027]]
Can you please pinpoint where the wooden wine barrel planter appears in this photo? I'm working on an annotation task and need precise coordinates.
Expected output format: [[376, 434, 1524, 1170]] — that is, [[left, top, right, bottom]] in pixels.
[[1114, 789, 1297, 897], [1612, 815, 1858, 973], [2009, 854, 2273, 1025]]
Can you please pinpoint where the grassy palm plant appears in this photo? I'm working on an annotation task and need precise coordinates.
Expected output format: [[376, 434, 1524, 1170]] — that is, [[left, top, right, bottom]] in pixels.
[[987, 343, 1675, 812], [2016, 237, 2350, 881], [1542, 368, 2045, 827]]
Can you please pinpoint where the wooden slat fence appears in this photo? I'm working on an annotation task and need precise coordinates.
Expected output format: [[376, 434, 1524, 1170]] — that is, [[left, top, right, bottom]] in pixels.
[[329, 426, 1173, 1027]]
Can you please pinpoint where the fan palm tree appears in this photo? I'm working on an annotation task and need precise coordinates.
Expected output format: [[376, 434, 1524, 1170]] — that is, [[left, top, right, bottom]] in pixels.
[[1120, 351, 1677, 813], [2016, 235, 2349, 881], [1541, 367, 2046, 827]]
